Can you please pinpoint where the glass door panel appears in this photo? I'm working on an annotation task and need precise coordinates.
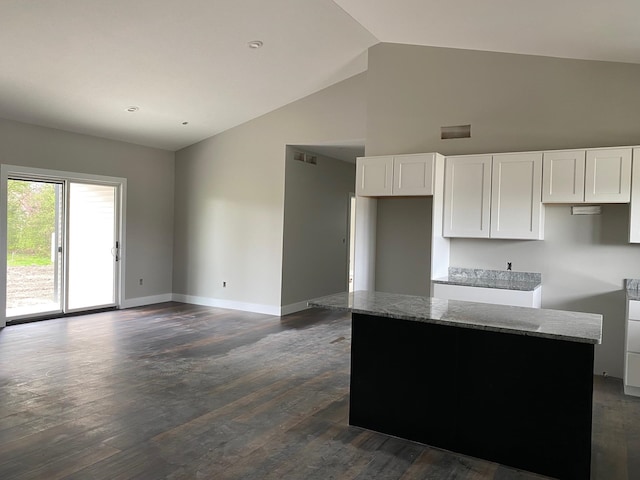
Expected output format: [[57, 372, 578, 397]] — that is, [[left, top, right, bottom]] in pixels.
[[6, 179, 63, 318], [67, 183, 117, 311]]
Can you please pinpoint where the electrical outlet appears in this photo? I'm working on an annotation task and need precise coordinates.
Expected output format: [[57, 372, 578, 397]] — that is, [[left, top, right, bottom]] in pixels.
[[139, 278, 143, 285]]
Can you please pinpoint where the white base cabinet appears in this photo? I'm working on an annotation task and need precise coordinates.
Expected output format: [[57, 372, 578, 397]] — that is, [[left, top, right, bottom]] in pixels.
[[433, 283, 542, 308], [625, 299, 640, 396]]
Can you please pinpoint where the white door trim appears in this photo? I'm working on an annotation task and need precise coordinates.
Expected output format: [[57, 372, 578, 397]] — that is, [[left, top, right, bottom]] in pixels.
[[0, 164, 127, 326]]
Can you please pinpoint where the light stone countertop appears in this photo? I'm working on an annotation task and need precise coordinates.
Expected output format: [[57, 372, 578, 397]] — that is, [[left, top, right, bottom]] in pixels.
[[308, 291, 602, 345], [432, 267, 541, 291]]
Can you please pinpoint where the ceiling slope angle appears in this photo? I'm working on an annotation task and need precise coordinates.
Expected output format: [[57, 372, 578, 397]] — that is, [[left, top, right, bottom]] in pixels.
[[333, 0, 640, 64], [0, 0, 378, 151]]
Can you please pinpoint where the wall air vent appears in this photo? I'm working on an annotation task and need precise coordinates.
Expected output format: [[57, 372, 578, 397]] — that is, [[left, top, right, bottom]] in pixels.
[[441, 124, 471, 140], [293, 151, 317, 165]]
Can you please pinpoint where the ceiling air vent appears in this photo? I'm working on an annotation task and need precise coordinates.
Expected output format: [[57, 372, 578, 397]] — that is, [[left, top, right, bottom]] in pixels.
[[441, 124, 471, 140]]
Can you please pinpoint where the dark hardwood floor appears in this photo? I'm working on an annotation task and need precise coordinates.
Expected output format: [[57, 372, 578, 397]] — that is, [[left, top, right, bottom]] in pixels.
[[0, 302, 638, 479]]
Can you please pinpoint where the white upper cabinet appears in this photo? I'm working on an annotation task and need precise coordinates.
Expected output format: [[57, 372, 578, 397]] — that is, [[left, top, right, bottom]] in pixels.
[[542, 147, 631, 203], [443, 155, 492, 238], [444, 153, 543, 239], [542, 150, 586, 203], [491, 153, 544, 240], [356, 156, 393, 196], [585, 148, 632, 203], [393, 154, 435, 195], [356, 153, 435, 197]]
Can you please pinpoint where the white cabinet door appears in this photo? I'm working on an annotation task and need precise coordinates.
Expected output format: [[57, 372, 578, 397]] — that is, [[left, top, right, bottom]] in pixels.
[[625, 300, 640, 395], [393, 153, 435, 195], [626, 352, 640, 388], [356, 156, 393, 196], [433, 283, 541, 308], [443, 156, 492, 238], [627, 319, 640, 353], [585, 148, 632, 203], [491, 153, 543, 239], [542, 150, 585, 203], [629, 149, 640, 242]]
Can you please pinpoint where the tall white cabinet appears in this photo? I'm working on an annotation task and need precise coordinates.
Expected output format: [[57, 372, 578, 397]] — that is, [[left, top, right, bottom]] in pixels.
[[353, 153, 449, 295], [443, 153, 544, 240]]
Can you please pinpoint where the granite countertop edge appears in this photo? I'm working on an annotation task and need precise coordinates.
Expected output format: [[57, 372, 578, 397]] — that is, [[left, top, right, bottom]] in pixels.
[[432, 267, 542, 291], [308, 291, 601, 345], [432, 277, 541, 291]]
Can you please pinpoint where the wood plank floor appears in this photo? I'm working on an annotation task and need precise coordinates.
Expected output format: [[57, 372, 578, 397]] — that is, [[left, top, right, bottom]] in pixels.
[[0, 302, 638, 479]]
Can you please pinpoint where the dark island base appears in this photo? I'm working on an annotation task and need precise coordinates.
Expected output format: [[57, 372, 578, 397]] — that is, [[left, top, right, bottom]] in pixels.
[[349, 313, 595, 480]]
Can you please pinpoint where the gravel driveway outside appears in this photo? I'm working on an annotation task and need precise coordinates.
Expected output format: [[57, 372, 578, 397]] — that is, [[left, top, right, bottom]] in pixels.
[[6, 265, 58, 308]]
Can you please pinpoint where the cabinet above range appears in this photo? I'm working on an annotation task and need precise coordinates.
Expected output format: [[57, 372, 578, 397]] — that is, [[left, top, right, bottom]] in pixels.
[[443, 152, 544, 240], [355, 153, 444, 197], [542, 147, 632, 204]]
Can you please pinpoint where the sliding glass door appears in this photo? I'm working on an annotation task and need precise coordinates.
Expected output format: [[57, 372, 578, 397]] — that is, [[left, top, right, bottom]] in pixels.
[[3, 170, 123, 323], [67, 182, 118, 312], [6, 179, 63, 318]]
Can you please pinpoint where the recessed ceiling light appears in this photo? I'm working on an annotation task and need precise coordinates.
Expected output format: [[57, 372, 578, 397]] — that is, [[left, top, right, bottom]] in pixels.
[[126, 106, 139, 112], [248, 40, 263, 49]]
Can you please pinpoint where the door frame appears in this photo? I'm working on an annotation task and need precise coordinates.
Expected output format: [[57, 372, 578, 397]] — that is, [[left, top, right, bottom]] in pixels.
[[0, 164, 127, 326]]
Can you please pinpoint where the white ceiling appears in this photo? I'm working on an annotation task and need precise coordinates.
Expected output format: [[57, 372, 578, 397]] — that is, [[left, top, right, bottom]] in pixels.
[[335, 0, 640, 64], [2, 0, 639, 152]]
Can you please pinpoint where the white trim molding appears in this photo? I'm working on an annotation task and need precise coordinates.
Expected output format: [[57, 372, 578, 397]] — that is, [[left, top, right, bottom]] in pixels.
[[1, 164, 127, 326], [172, 294, 281, 316], [121, 294, 173, 309], [280, 301, 310, 316]]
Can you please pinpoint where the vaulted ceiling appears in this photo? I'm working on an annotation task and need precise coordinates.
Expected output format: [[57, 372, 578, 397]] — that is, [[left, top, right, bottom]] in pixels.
[[2, 0, 638, 151]]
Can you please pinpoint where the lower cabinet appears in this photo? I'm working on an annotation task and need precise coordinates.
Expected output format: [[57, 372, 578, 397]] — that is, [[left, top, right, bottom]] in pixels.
[[433, 283, 541, 308], [625, 299, 640, 396]]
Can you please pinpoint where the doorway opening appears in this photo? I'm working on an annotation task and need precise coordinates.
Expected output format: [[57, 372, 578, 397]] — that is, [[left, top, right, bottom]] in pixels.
[[1, 166, 125, 325]]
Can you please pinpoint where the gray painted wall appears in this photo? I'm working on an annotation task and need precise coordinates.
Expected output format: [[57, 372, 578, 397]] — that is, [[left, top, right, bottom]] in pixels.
[[375, 197, 432, 296], [173, 73, 367, 312], [0, 118, 175, 303], [281, 147, 355, 307], [366, 43, 640, 378]]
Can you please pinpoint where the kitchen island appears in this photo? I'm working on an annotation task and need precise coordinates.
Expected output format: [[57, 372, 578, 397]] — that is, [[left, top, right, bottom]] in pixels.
[[309, 291, 602, 480]]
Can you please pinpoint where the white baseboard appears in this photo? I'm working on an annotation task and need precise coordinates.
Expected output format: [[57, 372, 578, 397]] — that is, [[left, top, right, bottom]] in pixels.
[[280, 301, 310, 316], [172, 294, 280, 316], [624, 383, 640, 397], [121, 294, 173, 309], [122, 294, 311, 317]]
